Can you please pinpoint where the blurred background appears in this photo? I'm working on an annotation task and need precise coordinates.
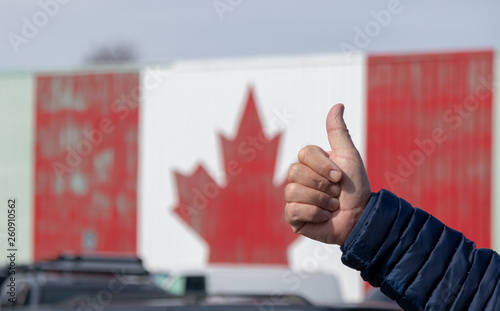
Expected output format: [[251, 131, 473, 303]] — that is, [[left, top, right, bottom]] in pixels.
[[1, 0, 499, 309], [1, 0, 500, 70]]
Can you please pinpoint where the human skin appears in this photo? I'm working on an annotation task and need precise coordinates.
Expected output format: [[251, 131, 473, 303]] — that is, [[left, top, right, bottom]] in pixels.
[[284, 104, 372, 246]]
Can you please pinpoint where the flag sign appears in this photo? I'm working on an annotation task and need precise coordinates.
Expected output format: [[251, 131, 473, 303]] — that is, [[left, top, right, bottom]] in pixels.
[[0, 50, 497, 303]]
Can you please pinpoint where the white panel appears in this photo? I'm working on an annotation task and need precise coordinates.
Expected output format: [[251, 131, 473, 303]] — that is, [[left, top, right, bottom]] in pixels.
[[139, 54, 366, 302], [0, 74, 34, 266]]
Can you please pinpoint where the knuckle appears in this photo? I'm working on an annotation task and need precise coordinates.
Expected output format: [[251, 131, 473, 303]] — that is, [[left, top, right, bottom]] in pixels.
[[316, 191, 328, 206], [297, 146, 310, 162], [287, 202, 307, 224], [319, 159, 332, 175], [284, 183, 297, 201], [298, 145, 319, 162], [316, 177, 330, 192], [287, 163, 301, 182], [346, 148, 361, 159], [284, 202, 299, 222], [283, 206, 291, 223], [331, 183, 340, 196], [330, 197, 339, 210]]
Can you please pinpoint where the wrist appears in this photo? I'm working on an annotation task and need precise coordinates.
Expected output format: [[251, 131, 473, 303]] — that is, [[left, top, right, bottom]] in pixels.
[[340, 191, 378, 249], [339, 207, 364, 246], [350, 190, 372, 230]]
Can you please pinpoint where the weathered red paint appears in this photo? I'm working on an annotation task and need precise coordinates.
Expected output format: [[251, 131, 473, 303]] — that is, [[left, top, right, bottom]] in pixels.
[[34, 72, 139, 260], [366, 51, 493, 248], [174, 89, 296, 264]]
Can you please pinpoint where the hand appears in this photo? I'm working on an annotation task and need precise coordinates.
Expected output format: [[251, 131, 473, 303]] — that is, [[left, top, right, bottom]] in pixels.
[[284, 104, 372, 245]]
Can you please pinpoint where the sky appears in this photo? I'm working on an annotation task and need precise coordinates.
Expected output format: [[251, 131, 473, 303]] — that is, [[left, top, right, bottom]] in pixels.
[[1, 0, 500, 72]]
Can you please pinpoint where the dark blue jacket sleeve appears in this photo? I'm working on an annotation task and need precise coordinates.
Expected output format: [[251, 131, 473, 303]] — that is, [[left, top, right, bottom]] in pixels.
[[341, 189, 500, 311]]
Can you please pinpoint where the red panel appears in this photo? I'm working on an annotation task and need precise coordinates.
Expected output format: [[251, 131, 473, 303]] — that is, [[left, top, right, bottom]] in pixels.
[[34, 72, 139, 260], [173, 89, 296, 264], [366, 51, 493, 249]]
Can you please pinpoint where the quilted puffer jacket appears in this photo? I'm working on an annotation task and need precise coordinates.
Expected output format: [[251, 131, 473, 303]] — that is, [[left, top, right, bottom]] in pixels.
[[341, 189, 500, 310]]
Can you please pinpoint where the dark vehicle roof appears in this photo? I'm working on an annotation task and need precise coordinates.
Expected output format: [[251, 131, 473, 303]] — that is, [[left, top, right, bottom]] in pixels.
[[13, 253, 149, 275], [0, 254, 172, 309], [4, 293, 402, 311], [36, 280, 171, 305], [2, 255, 401, 311], [1, 305, 404, 311]]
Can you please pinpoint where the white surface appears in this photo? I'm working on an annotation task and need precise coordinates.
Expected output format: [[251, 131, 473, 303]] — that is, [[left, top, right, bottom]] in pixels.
[[167, 265, 343, 305], [139, 53, 367, 302]]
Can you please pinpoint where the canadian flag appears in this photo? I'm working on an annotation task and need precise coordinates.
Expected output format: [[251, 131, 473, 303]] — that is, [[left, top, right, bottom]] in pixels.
[[0, 50, 495, 303], [140, 55, 368, 301]]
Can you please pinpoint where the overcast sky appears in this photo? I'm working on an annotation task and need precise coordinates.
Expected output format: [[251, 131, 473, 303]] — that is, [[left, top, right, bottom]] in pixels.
[[1, 0, 499, 72]]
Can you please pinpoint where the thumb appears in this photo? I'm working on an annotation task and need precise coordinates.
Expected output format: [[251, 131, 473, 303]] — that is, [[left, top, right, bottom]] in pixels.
[[326, 104, 356, 152]]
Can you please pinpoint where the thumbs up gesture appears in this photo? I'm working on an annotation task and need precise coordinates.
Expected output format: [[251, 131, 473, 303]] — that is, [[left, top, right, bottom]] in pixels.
[[284, 104, 372, 245]]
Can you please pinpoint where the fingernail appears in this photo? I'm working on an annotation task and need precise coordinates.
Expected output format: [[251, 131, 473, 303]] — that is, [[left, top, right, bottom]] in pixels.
[[329, 184, 338, 195], [329, 197, 337, 210], [322, 209, 332, 219], [329, 170, 341, 182]]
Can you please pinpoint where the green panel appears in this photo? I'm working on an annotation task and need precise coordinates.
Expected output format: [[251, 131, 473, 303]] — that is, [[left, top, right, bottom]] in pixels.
[[0, 74, 34, 265]]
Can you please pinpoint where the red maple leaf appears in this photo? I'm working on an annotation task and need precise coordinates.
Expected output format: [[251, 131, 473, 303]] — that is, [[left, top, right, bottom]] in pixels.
[[173, 88, 297, 264]]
